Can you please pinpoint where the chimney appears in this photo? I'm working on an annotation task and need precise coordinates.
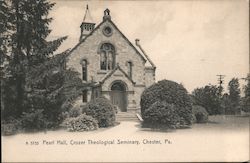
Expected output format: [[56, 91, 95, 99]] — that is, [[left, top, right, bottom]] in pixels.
[[135, 39, 140, 46], [103, 8, 111, 21]]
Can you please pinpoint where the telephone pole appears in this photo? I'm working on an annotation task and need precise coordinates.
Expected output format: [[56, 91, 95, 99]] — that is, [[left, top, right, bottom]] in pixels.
[[216, 74, 225, 96]]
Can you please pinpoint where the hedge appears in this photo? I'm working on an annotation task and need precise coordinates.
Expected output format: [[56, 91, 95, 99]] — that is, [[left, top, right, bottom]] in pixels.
[[82, 97, 116, 127]]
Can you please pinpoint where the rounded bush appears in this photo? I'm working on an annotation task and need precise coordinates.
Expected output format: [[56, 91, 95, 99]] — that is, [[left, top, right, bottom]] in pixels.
[[140, 80, 193, 127], [192, 105, 209, 123], [143, 101, 181, 129], [82, 97, 116, 128], [62, 114, 98, 132], [68, 107, 81, 118]]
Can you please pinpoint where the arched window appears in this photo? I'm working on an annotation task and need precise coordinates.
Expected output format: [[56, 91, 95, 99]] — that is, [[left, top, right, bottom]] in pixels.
[[100, 43, 115, 70], [127, 61, 133, 78], [81, 59, 87, 81]]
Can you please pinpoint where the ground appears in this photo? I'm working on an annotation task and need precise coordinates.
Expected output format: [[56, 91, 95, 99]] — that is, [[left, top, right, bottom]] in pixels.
[[2, 115, 249, 162]]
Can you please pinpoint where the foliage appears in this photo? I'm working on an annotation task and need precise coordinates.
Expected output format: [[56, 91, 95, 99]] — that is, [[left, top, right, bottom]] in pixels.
[[142, 101, 181, 129], [62, 107, 81, 118], [227, 78, 241, 114], [1, 118, 22, 136], [20, 109, 48, 131], [62, 114, 98, 132], [82, 97, 116, 128], [1, 0, 68, 120], [192, 85, 223, 115], [241, 75, 250, 112], [221, 93, 232, 114], [23, 53, 90, 127], [192, 105, 208, 123], [0, 0, 11, 65], [140, 80, 193, 126]]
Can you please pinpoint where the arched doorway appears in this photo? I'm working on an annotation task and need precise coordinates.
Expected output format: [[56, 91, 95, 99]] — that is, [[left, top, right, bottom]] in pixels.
[[110, 81, 127, 112]]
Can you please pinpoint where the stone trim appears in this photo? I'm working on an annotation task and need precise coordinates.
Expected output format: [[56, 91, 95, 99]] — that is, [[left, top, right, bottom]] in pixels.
[[100, 64, 136, 85], [134, 84, 146, 87], [101, 90, 134, 94]]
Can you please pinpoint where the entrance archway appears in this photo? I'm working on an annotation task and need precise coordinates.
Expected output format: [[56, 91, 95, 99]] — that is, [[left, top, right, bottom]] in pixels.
[[110, 81, 127, 112]]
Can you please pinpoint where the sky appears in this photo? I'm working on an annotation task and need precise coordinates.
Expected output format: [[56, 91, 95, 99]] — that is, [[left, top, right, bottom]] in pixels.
[[48, 0, 249, 93]]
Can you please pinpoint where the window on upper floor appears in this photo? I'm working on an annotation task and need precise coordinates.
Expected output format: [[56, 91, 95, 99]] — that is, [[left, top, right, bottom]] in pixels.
[[100, 43, 115, 70], [127, 61, 133, 78], [81, 59, 87, 81]]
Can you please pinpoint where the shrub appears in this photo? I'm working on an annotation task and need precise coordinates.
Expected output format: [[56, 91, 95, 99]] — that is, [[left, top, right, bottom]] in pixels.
[[140, 80, 193, 127], [20, 109, 48, 131], [82, 97, 116, 127], [62, 114, 98, 132], [1, 118, 22, 136], [68, 107, 81, 118], [192, 105, 208, 123], [143, 101, 181, 129]]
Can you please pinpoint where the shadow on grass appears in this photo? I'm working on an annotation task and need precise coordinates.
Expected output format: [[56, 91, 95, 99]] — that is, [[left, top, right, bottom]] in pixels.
[[2, 122, 122, 136], [134, 122, 192, 133], [93, 121, 121, 133], [206, 121, 220, 124]]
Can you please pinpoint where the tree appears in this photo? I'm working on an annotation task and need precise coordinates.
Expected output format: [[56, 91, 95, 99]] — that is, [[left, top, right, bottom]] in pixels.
[[1, 0, 67, 119], [0, 0, 12, 65], [192, 85, 222, 115], [24, 51, 91, 127], [241, 74, 250, 112], [227, 78, 241, 114]]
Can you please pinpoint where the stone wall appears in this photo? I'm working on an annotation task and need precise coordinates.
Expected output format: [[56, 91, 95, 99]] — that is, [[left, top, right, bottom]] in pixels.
[[67, 20, 146, 85], [145, 67, 155, 88], [67, 19, 155, 112]]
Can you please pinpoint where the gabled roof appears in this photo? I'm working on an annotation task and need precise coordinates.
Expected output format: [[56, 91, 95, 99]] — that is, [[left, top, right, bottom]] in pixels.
[[135, 39, 156, 69], [100, 64, 136, 85], [68, 18, 147, 63]]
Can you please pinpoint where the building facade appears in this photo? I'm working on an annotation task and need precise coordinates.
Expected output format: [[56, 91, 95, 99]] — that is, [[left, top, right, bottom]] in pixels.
[[67, 6, 156, 113]]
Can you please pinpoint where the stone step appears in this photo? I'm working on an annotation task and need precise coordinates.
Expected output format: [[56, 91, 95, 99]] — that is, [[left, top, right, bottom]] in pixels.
[[116, 112, 140, 122]]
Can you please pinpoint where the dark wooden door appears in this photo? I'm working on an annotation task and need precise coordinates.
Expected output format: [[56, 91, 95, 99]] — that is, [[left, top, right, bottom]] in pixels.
[[110, 91, 127, 112]]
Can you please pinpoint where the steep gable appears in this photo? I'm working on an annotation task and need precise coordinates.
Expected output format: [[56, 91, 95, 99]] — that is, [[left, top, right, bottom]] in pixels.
[[100, 64, 136, 85], [68, 19, 147, 63]]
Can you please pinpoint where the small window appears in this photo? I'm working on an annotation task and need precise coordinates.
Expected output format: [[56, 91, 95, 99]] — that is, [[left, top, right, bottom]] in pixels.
[[82, 90, 87, 103], [81, 60, 87, 81], [127, 61, 132, 78]]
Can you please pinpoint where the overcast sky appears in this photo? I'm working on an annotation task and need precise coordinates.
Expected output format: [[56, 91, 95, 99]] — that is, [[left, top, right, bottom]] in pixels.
[[49, 0, 249, 93]]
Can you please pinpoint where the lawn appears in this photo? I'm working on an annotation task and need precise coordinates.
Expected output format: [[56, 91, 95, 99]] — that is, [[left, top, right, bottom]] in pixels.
[[2, 115, 249, 162]]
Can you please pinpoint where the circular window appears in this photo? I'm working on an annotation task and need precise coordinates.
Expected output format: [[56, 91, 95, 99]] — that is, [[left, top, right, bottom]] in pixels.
[[103, 26, 112, 36]]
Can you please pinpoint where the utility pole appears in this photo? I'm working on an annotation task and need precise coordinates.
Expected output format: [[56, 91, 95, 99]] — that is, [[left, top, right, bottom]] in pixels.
[[216, 74, 225, 96]]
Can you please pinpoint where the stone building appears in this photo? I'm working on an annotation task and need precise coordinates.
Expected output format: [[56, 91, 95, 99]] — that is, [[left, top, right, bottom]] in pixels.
[[67, 5, 156, 113]]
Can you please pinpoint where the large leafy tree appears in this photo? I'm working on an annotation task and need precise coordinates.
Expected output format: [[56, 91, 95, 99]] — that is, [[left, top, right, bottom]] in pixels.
[[191, 85, 223, 115], [226, 78, 241, 114]]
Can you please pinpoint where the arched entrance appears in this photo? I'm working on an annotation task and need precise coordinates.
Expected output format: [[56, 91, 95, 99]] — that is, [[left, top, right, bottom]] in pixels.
[[110, 81, 127, 112]]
